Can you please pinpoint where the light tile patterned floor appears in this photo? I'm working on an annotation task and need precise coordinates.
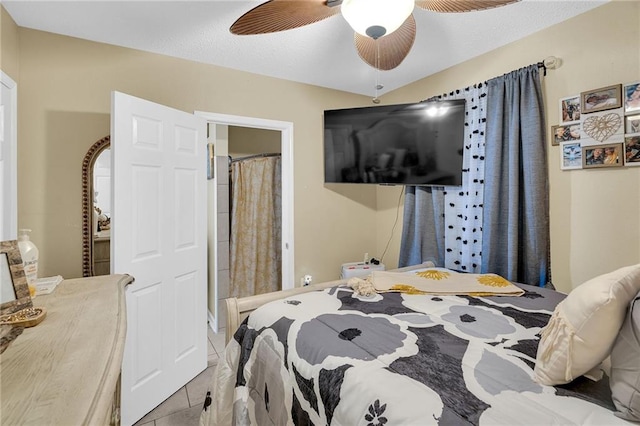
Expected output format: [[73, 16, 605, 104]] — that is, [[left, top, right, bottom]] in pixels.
[[134, 326, 226, 426]]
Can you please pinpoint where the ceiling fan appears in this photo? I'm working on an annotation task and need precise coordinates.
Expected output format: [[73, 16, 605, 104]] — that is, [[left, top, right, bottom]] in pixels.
[[230, 0, 519, 71]]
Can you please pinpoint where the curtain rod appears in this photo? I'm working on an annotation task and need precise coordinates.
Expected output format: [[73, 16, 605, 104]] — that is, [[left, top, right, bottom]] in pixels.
[[229, 153, 281, 164], [422, 56, 561, 102], [537, 56, 561, 76]]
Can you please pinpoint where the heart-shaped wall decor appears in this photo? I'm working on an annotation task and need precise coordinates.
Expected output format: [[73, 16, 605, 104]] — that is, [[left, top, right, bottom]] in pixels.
[[583, 113, 622, 143]]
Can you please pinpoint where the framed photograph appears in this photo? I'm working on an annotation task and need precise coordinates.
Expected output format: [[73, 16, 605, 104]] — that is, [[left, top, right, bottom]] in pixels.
[[0, 240, 33, 354], [0, 241, 32, 316], [560, 141, 582, 170], [559, 95, 581, 124], [582, 143, 624, 169], [551, 123, 580, 146], [623, 81, 640, 114], [581, 84, 622, 114], [626, 114, 640, 134], [625, 135, 640, 166]]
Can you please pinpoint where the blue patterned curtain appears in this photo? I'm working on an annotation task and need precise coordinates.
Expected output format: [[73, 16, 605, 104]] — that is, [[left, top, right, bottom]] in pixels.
[[481, 65, 550, 286], [400, 84, 487, 271]]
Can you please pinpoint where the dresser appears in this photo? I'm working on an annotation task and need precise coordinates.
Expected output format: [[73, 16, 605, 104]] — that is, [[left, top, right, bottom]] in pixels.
[[94, 236, 111, 276], [0, 274, 132, 425]]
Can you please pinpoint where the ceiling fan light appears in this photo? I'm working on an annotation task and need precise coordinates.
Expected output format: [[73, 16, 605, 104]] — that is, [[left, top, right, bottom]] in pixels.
[[342, 0, 414, 39]]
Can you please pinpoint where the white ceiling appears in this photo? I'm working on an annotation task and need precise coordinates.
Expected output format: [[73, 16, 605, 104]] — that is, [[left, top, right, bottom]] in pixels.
[[3, 0, 607, 97]]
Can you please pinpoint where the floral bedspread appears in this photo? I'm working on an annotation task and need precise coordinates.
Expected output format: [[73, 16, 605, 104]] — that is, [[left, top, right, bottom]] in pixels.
[[202, 270, 625, 426]]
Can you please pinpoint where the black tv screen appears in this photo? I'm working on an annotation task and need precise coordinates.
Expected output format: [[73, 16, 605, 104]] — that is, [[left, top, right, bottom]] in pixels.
[[323, 99, 466, 186]]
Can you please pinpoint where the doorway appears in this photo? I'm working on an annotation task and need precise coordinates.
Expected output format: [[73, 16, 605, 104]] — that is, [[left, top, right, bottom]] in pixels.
[[195, 111, 294, 333], [229, 128, 282, 298]]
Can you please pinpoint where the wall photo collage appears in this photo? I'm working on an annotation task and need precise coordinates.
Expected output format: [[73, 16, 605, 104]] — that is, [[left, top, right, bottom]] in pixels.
[[555, 81, 640, 171]]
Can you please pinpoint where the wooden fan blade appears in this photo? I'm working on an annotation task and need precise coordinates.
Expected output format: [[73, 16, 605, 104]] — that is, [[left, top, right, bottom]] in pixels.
[[230, 0, 341, 35], [416, 0, 519, 13], [354, 15, 416, 70]]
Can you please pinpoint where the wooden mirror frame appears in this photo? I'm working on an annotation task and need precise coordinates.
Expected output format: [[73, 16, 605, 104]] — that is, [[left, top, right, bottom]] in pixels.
[[82, 136, 110, 277]]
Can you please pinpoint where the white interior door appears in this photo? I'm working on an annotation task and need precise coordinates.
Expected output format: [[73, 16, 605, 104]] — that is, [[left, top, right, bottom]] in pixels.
[[111, 91, 208, 426], [0, 71, 17, 241]]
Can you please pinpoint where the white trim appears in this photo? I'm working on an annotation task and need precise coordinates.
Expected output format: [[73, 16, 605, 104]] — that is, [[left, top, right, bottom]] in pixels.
[[207, 309, 217, 333], [0, 71, 18, 241], [195, 111, 295, 292]]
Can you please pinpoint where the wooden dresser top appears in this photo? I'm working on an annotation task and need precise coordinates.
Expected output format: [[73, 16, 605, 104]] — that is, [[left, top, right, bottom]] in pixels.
[[1, 274, 132, 425]]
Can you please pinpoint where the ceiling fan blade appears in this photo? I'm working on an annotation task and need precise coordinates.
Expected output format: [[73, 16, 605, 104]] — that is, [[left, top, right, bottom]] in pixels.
[[354, 15, 416, 71], [230, 0, 341, 35], [415, 0, 519, 13]]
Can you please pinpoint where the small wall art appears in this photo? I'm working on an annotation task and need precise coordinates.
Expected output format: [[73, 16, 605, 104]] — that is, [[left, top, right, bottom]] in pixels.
[[582, 143, 624, 169], [560, 141, 582, 170], [625, 135, 640, 166], [623, 81, 640, 115], [581, 84, 622, 114], [559, 95, 581, 124], [626, 114, 640, 135], [551, 123, 580, 146], [581, 107, 624, 145]]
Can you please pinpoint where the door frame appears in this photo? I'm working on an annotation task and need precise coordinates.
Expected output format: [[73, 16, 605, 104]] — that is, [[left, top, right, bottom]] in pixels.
[[1, 71, 18, 241], [195, 111, 294, 332]]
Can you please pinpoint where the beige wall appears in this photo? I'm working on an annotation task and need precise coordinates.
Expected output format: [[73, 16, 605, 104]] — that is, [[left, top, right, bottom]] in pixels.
[[0, 7, 19, 81], [9, 19, 379, 285], [4, 2, 639, 296], [229, 126, 281, 158], [378, 1, 640, 293]]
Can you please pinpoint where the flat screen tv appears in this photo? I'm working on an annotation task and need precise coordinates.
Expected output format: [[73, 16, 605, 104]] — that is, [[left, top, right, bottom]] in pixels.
[[323, 99, 466, 186]]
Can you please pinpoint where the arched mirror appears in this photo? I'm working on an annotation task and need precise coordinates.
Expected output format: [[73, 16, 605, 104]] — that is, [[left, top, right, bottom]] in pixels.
[[82, 136, 111, 277]]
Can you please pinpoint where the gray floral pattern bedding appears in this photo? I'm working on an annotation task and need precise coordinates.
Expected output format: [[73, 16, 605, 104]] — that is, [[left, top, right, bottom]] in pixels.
[[203, 271, 627, 426]]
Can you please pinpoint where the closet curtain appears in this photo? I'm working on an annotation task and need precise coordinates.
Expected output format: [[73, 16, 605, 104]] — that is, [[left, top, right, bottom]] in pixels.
[[230, 156, 282, 297], [482, 65, 549, 286], [399, 84, 488, 272]]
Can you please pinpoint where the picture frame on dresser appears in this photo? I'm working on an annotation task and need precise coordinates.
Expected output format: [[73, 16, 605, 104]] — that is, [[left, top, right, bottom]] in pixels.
[[0, 240, 32, 315], [0, 240, 33, 354]]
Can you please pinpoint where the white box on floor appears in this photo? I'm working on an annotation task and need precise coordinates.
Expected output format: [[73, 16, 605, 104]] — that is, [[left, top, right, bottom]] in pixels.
[[341, 262, 385, 279]]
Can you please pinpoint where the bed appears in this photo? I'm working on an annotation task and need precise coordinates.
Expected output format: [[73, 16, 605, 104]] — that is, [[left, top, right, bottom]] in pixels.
[[201, 262, 640, 425]]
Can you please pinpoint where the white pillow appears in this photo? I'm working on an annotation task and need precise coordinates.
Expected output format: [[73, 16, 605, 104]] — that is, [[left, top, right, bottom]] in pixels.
[[610, 292, 640, 421], [533, 264, 640, 386]]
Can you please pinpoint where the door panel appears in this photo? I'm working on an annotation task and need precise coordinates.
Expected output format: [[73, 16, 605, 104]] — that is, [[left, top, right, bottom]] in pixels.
[[112, 91, 207, 425]]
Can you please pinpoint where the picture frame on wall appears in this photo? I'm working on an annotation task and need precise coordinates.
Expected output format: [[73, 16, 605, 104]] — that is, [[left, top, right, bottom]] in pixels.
[[580, 108, 624, 146], [625, 135, 640, 166], [581, 84, 622, 114], [582, 143, 624, 169], [559, 95, 581, 124], [623, 81, 640, 114], [626, 114, 640, 134], [560, 141, 582, 170], [551, 123, 580, 146]]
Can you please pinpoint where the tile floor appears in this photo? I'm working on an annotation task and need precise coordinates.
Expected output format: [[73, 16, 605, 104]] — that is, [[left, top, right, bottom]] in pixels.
[[134, 326, 226, 426]]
